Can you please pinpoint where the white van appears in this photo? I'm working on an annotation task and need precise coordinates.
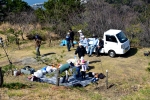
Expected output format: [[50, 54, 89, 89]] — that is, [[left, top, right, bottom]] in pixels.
[[88, 29, 130, 57]]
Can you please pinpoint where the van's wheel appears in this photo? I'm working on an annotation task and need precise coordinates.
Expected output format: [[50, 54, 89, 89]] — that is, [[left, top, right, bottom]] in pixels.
[[108, 50, 116, 58]]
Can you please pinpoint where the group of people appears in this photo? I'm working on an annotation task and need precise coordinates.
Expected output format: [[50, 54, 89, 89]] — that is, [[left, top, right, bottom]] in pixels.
[[60, 58, 88, 83], [34, 28, 104, 58], [65, 29, 104, 59], [75, 35, 104, 58]]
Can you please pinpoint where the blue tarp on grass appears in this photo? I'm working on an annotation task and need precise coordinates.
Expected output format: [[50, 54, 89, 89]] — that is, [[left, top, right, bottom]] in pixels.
[[60, 40, 78, 46], [40, 74, 93, 87]]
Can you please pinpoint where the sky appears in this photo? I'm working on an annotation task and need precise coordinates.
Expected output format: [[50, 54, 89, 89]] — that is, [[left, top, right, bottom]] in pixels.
[[23, 0, 48, 5]]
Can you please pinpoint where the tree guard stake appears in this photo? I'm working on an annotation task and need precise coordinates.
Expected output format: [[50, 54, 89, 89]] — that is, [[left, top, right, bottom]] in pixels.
[[56, 68, 60, 86], [0, 67, 3, 87], [106, 70, 108, 89]]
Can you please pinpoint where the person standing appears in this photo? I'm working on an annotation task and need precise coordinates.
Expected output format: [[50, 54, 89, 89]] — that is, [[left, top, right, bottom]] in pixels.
[[66, 32, 71, 51], [69, 28, 74, 48], [35, 35, 42, 57], [59, 62, 74, 83], [78, 30, 83, 41], [75, 60, 81, 78], [96, 38, 104, 57], [80, 60, 87, 79], [75, 43, 86, 59]]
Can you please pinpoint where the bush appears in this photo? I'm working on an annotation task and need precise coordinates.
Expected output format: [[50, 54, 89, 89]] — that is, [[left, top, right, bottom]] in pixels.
[[2, 64, 16, 74], [146, 67, 150, 72], [2, 82, 28, 89]]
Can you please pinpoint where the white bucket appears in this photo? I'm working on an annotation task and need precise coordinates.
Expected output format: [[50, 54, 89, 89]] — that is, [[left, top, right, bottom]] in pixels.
[[80, 56, 84, 62], [14, 70, 17, 76]]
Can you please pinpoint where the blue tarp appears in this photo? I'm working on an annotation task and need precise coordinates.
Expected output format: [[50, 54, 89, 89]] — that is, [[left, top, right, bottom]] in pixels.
[[60, 40, 77, 46], [40, 74, 93, 87]]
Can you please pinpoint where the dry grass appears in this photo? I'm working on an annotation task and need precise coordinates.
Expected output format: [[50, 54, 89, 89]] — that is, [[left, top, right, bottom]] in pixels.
[[0, 41, 150, 100]]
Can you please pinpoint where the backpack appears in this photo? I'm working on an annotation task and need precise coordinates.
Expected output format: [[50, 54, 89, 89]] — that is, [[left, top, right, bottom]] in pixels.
[[98, 73, 106, 79]]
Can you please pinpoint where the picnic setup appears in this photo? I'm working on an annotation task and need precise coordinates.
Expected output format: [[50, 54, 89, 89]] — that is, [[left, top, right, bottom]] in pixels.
[[24, 56, 105, 87]]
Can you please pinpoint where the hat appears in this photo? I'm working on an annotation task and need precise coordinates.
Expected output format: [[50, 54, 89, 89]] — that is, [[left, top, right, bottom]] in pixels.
[[81, 35, 85, 38], [67, 32, 70, 34], [78, 30, 82, 33], [70, 62, 74, 67], [93, 35, 98, 38], [79, 43, 82, 46]]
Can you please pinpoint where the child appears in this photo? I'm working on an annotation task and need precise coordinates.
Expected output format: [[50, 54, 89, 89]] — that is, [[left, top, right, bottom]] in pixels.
[[80, 60, 87, 79]]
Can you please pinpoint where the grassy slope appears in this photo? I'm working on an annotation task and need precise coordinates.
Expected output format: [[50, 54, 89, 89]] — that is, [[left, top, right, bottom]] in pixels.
[[0, 42, 150, 100]]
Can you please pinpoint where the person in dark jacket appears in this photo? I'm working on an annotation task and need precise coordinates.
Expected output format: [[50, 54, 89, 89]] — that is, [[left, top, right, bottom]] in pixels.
[[96, 38, 104, 57], [75, 43, 86, 59], [69, 28, 74, 48], [35, 35, 42, 57]]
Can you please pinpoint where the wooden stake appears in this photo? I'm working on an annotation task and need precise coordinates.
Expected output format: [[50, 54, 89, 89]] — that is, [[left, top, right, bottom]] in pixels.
[[0, 67, 3, 87], [56, 68, 60, 86], [106, 70, 108, 89]]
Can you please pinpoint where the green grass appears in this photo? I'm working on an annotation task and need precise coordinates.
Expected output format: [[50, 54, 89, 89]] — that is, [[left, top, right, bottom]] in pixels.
[[2, 82, 28, 89], [7, 90, 25, 97], [122, 87, 150, 100], [146, 62, 150, 72], [87, 92, 102, 100]]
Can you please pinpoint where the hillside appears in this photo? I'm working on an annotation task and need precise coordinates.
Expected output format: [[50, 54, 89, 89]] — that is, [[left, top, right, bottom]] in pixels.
[[0, 42, 150, 100]]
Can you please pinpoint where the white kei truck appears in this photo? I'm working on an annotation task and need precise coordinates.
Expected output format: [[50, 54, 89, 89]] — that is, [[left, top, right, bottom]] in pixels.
[[88, 29, 130, 57]]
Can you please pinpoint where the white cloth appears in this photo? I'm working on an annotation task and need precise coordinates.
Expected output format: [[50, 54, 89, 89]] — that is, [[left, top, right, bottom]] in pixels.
[[81, 64, 87, 71], [91, 38, 99, 46]]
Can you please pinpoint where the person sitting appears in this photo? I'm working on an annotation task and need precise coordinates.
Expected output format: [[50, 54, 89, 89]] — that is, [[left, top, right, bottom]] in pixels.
[[79, 35, 89, 53], [75, 43, 87, 59], [87, 35, 99, 57], [96, 38, 104, 57], [91, 73, 99, 83]]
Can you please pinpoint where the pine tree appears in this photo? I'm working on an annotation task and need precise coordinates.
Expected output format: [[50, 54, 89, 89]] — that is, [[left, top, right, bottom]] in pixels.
[[0, 0, 6, 22]]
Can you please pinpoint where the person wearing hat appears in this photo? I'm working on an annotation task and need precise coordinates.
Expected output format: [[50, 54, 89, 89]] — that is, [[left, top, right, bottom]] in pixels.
[[69, 28, 75, 48], [80, 60, 87, 79], [75, 43, 86, 59], [66, 32, 71, 51], [96, 38, 104, 57], [78, 30, 84, 41], [87, 35, 99, 57]]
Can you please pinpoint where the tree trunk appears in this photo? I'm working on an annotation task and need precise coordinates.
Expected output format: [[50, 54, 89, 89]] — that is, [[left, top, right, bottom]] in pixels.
[[0, 67, 3, 87]]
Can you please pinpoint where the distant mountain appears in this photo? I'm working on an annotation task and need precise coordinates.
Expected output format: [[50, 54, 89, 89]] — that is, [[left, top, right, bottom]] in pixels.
[[23, 0, 48, 5]]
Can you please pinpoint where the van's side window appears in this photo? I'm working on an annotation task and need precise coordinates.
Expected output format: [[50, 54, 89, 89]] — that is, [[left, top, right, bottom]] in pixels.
[[106, 35, 117, 43]]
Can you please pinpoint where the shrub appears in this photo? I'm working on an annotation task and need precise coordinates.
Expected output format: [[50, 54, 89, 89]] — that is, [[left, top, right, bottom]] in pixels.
[[2, 82, 28, 89]]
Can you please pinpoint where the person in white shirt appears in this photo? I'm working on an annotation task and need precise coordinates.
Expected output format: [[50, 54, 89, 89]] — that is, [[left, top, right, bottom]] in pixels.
[[78, 30, 83, 41], [80, 60, 87, 79], [87, 35, 99, 57], [79, 35, 89, 53]]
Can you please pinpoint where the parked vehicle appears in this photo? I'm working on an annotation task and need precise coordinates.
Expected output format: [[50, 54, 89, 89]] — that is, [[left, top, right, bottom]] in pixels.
[[88, 29, 130, 57]]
